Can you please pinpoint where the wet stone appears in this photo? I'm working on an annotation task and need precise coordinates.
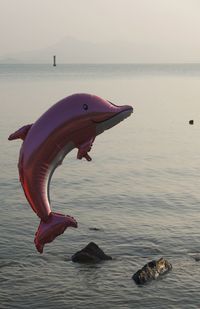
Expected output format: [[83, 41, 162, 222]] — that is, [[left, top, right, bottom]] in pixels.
[[71, 242, 112, 263], [132, 257, 172, 285], [194, 255, 200, 262], [89, 227, 101, 231]]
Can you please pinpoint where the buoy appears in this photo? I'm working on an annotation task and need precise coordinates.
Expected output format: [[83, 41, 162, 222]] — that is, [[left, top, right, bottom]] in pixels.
[[53, 55, 56, 66]]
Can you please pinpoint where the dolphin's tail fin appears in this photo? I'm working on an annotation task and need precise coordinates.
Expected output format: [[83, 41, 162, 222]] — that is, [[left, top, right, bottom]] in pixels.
[[34, 212, 77, 253], [8, 124, 33, 141]]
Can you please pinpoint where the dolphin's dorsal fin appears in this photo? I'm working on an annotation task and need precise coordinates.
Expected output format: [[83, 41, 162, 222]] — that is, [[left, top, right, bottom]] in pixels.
[[8, 124, 33, 141]]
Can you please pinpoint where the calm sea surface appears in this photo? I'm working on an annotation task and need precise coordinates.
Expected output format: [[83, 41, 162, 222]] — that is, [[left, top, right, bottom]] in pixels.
[[0, 64, 200, 308]]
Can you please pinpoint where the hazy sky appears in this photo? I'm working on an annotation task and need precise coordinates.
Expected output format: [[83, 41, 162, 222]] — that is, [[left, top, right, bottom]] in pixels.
[[1, 0, 200, 61]]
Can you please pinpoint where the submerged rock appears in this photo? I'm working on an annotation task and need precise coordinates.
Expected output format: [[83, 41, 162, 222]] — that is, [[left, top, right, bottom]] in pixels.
[[193, 255, 200, 262], [71, 242, 112, 263], [89, 227, 101, 231], [132, 257, 172, 284]]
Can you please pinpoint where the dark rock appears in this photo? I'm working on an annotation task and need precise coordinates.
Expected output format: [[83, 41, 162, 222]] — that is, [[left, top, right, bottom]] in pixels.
[[89, 227, 101, 231], [71, 242, 112, 263], [189, 120, 194, 125], [132, 257, 172, 284], [194, 255, 200, 262]]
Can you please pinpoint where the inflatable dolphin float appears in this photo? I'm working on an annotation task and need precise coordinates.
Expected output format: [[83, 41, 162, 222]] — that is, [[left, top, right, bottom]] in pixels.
[[9, 93, 133, 253]]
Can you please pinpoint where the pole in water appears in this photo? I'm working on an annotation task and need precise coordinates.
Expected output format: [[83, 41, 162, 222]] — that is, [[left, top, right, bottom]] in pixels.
[[53, 55, 56, 66]]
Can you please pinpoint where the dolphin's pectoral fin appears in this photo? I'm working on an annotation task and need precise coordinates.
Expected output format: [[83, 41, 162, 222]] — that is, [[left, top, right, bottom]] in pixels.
[[8, 124, 33, 141], [77, 137, 95, 161]]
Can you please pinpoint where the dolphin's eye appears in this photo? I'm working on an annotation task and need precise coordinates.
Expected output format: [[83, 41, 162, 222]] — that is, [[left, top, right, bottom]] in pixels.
[[83, 104, 88, 111]]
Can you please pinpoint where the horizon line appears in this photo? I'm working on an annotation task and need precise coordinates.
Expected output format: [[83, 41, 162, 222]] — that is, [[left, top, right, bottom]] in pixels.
[[1, 62, 200, 65]]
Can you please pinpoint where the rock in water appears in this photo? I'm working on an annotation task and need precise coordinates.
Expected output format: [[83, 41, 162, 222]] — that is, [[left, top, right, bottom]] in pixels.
[[132, 257, 172, 284], [194, 255, 200, 262], [89, 227, 101, 231], [71, 242, 112, 263]]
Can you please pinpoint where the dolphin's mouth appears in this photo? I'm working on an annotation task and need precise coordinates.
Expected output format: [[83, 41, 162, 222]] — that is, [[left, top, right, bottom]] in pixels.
[[94, 107, 133, 136]]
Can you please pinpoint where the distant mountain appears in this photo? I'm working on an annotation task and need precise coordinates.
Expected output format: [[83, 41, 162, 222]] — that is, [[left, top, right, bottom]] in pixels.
[[0, 36, 148, 64]]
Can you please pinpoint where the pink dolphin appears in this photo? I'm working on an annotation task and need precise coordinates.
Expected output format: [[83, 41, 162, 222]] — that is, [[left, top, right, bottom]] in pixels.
[[9, 93, 133, 253]]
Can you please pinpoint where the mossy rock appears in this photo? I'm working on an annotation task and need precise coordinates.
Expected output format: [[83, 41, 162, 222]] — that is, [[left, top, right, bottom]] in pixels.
[[132, 257, 172, 284]]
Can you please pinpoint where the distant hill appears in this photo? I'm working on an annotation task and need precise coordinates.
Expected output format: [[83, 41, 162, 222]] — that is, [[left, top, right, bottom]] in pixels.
[[0, 36, 147, 64]]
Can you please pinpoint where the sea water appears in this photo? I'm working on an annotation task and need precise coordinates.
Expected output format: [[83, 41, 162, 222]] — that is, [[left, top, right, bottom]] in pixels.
[[0, 64, 200, 309]]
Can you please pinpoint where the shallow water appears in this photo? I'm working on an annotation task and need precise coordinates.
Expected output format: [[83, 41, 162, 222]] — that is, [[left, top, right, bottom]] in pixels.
[[0, 64, 200, 308]]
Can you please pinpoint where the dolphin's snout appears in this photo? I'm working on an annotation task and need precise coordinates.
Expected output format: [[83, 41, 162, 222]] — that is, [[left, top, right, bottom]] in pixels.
[[108, 100, 133, 113], [116, 104, 133, 114], [94, 103, 133, 135], [107, 103, 134, 122]]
